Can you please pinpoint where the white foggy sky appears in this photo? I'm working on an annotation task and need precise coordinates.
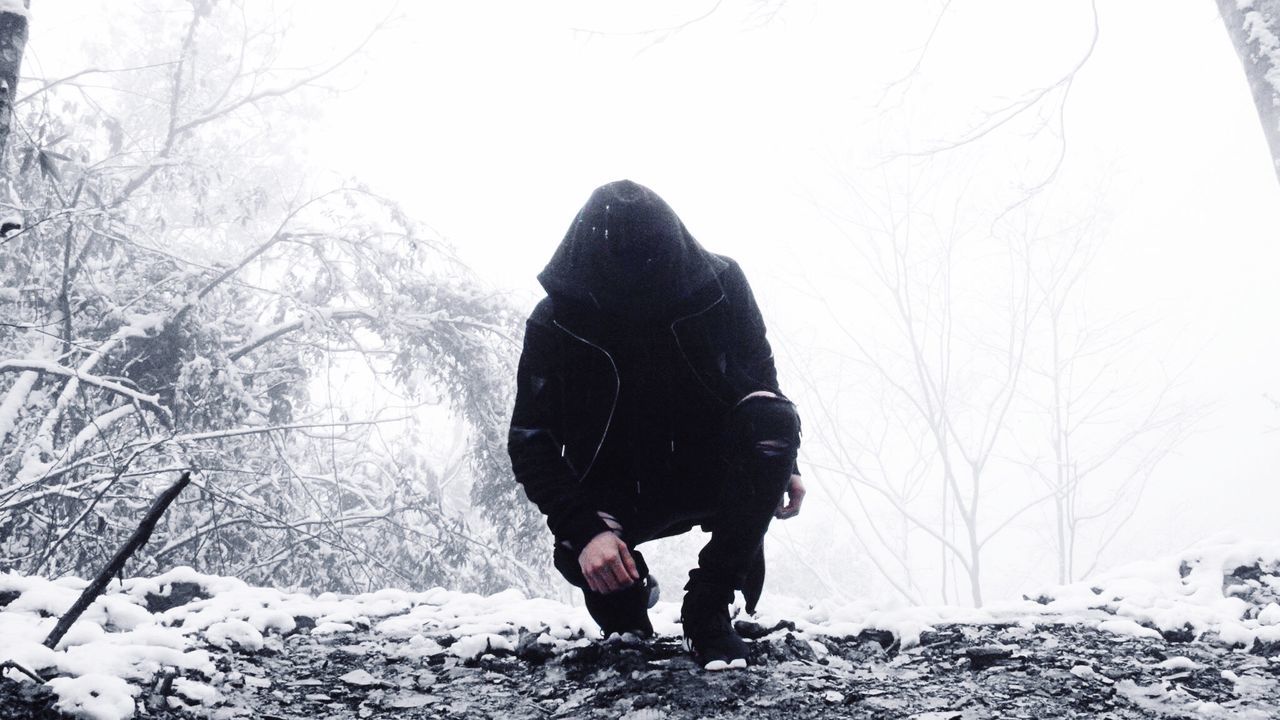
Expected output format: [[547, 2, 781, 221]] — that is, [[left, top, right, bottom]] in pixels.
[[309, 0, 1280, 569], [335, 1, 1276, 599], [24, 1, 1280, 599]]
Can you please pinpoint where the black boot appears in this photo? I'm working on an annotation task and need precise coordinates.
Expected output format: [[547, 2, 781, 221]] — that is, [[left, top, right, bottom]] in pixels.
[[585, 574, 660, 638], [680, 581, 748, 670]]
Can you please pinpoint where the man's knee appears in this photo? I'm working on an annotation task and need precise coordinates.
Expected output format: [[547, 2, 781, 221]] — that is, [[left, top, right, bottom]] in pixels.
[[728, 391, 801, 457], [553, 542, 589, 589]]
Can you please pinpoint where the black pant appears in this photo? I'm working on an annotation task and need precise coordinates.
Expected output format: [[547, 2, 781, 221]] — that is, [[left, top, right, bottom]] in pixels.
[[553, 393, 801, 593]]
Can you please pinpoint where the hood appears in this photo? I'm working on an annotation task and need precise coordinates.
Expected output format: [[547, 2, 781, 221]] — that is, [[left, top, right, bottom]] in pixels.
[[538, 180, 727, 323]]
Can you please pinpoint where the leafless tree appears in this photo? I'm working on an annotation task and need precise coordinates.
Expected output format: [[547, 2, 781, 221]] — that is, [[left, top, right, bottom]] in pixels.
[[1017, 209, 1202, 585], [802, 172, 1197, 606]]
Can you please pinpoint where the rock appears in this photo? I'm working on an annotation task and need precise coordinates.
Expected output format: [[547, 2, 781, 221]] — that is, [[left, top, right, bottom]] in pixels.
[[382, 691, 437, 708], [560, 642, 603, 666], [632, 692, 660, 708], [339, 669, 383, 687], [1230, 563, 1264, 583], [619, 709, 665, 720], [1160, 624, 1196, 643], [1251, 638, 1280, 656], [857, 629, 899, 650], [516, 631, 555, 664], [144, 581, 209, 613], [778, 630, 819, 661], [963, 645, 1015, 671], [734, 618, 796, 640]]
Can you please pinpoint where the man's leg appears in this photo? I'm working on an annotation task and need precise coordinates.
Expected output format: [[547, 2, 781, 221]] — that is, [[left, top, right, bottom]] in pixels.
[[690, 391, 800, 589], [682, 391, 800, 669], [552, 515, 659, 638]]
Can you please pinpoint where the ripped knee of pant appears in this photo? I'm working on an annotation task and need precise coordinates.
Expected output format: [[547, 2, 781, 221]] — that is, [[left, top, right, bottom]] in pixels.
[[754, 438, 794, 458], [730, 392, 801, 452]]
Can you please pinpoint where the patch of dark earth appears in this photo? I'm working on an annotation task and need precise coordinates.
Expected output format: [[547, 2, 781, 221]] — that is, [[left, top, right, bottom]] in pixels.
[[4, 618, 1279, 720]]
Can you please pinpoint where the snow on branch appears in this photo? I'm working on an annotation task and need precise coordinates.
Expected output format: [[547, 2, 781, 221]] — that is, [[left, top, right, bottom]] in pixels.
[[229, 308, 376, 361], [0, 359, 171, 422]]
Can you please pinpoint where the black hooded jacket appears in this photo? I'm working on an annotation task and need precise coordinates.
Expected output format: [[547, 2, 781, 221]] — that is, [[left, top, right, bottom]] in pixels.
[[508, 180, 799, 550]]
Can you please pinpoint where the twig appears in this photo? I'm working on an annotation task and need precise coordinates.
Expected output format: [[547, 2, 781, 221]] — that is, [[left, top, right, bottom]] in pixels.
[[43, 470, 192, 649], [0, 659, 46, 683]]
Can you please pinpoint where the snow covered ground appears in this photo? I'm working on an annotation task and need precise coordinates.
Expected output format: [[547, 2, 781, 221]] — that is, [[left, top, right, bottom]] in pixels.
[[1, 539, 1278, 719]]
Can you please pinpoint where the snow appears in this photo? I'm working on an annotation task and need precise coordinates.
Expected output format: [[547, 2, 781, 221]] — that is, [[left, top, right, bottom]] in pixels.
[[171, 678, 220, 704], [3, 540, 1280, 718], [1241, 5, 1280, 102], [1262, 603, 1280, 625], [1098, 618, 1163, 640], [448, 632, 513, 660], [1116, 678, 1274, 720], [0, 365, 38, 442], [1070, 664, 1105, 682], [338, 668, 381, 686], [0, 0, 27, 19], [1154, 655, 1205, 671], [46, 674, 138, 720], [204, 619, 264, 652]]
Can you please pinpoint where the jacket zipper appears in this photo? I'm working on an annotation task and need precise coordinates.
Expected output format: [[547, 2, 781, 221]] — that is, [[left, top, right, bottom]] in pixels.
[[670, 292, 730, 407], [551, 290, 727, 495], [551, 319, 620, 485]]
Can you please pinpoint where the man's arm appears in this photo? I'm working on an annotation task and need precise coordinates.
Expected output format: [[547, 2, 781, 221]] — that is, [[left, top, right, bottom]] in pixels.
[[723, 259, 803, 479], [508, 308, 612, 551], [723, 259, 784, 398]]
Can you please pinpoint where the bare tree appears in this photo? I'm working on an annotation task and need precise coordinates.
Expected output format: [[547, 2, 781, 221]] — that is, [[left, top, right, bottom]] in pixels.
[[803, 173, 1197, 606], [1019, 213, 1201, 585], [808, 173, 1043, 608], [1216, 0, 1280, 184]]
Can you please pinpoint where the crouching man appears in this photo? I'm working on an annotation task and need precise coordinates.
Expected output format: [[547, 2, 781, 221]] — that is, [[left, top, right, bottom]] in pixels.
[[507, 179, 804, 670]]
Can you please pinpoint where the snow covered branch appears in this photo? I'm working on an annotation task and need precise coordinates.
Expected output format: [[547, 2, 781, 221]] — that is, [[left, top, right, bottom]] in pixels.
[[0, 358, 171, 423]]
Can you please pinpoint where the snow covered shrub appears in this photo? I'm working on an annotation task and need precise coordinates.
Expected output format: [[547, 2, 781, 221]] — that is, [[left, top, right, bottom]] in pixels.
[[0, 1, 543, 595]]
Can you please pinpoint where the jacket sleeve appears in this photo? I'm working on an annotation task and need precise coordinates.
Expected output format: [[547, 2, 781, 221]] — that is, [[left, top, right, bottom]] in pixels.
[[508, 309, 612, 551], [725, 260, 802, 477]]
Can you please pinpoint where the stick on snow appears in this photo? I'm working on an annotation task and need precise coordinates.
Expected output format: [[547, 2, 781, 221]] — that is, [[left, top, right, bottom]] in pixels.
[[43, 470, 192, 649], [0, 659, 45, 683]]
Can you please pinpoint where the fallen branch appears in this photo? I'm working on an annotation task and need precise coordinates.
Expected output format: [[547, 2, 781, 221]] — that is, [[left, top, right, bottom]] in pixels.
[[0, 659, 46, 683], [43, 470, 192, 649]]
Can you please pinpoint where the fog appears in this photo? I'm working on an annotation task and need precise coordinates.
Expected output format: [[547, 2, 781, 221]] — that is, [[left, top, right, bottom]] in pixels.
[[17, 1, 1279, 605]]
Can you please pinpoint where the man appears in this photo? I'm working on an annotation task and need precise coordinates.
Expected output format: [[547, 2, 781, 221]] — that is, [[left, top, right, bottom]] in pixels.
[[507, 179, 804, 671]]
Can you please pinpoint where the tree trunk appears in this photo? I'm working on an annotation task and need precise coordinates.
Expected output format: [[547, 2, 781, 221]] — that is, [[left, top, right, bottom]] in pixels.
[[1216, 0, 1280, 185], [0, 0, 29, 165]]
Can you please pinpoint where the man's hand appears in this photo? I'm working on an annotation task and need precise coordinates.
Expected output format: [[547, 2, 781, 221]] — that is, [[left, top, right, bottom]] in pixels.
[[579, 531, 640, 594], [774, 474, 805, 519]]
